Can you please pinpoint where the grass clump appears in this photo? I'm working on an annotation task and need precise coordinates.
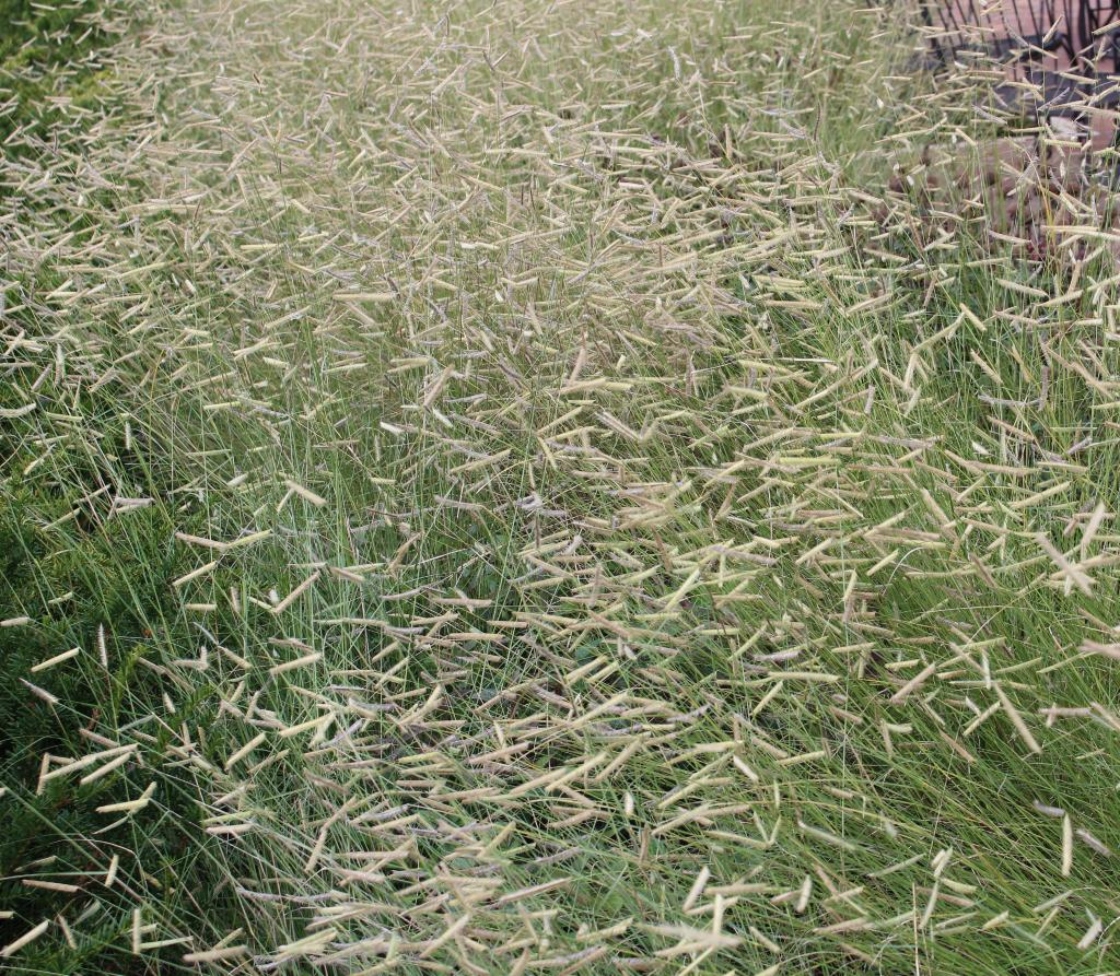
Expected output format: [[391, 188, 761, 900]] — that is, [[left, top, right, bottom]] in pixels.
[[0, 0, 128, 152], [4, 0, 1120, 973]]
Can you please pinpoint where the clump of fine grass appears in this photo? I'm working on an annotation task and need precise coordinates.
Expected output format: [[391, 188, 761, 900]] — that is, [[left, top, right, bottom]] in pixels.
[[4, 0, 1120, 973], [0, 0, 129, 155]]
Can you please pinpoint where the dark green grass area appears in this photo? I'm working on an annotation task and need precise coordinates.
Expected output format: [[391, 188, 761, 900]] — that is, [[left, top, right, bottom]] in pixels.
[[1, 6, 200, 969], [0, 0, 120, 150]]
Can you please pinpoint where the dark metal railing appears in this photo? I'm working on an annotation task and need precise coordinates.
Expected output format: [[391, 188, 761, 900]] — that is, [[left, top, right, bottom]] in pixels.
[[907, 1, 1120, 144], [920, 1, 1120, 70]]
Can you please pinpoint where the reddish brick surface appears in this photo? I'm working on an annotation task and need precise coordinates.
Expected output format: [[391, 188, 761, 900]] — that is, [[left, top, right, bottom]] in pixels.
[[925, 1, 1120, 147], [928, 0, 1117, 58]]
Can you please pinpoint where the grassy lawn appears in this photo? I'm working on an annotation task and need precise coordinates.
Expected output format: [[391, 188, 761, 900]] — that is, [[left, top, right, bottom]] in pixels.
[[0, 0, 126, 152], [3, 0, 1120, 973]]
